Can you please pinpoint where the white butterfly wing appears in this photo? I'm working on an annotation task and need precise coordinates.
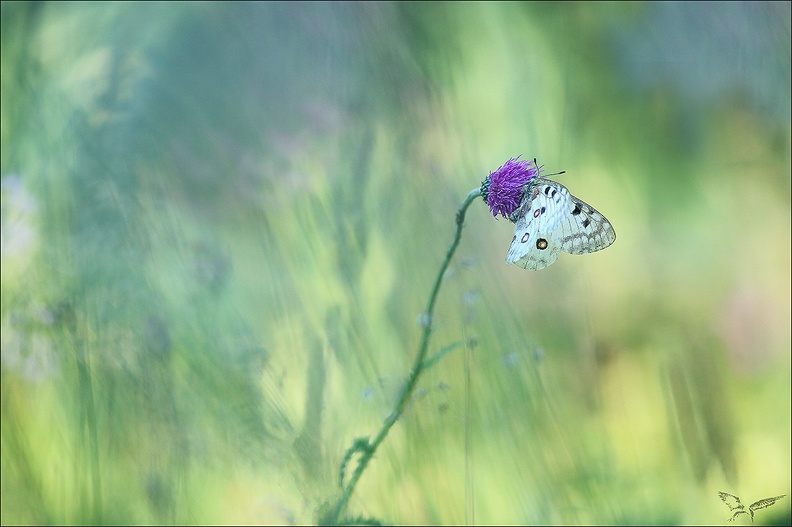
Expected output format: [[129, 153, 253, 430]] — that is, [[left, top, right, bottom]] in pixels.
[[557, 194, 616, 255], [506, 179, 572, 270], [505, 179, 616, 270]]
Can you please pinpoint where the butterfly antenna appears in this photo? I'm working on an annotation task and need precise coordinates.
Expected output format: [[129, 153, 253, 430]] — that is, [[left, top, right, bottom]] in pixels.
[[533, 158, 565, 178]]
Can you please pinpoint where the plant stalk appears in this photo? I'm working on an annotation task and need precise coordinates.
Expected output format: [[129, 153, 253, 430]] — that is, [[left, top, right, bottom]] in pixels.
[[330, 188, 482, 524]]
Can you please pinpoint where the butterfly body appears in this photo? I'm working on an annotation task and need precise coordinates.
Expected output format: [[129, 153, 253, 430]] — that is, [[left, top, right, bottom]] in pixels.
[[505, 177, 616, 270]]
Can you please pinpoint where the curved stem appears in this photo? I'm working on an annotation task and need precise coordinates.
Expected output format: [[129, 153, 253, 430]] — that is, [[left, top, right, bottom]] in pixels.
[[331, 188, 482, 524]]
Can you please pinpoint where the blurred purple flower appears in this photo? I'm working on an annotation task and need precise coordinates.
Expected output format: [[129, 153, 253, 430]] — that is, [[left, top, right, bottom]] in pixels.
[[480, 156, 538, 218]]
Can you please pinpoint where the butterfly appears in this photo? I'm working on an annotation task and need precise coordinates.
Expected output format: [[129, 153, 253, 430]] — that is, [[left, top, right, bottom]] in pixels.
[[505, 175, 616, 270], [718, 491, 787, 522]]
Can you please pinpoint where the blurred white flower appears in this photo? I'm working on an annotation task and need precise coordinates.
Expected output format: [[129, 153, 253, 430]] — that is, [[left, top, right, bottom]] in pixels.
[[1, 174, 38, 259], [1, 314, 59, 383]]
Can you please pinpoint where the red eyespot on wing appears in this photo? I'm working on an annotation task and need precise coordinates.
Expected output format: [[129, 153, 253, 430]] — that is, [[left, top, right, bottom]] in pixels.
[[536, 238, 548, 250]]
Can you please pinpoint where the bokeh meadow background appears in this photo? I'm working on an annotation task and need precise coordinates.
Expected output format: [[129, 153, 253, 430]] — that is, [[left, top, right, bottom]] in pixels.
[[1, 2, 790, 525]]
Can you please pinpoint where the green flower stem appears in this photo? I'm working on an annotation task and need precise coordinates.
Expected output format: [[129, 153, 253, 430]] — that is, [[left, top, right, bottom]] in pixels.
[[330, 188, 482, 524]]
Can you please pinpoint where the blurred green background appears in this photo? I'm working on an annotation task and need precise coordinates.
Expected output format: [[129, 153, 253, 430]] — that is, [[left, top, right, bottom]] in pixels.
[[1, 2, 790, 525]]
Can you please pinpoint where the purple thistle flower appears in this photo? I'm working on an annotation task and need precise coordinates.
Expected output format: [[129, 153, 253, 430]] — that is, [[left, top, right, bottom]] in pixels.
[[480, 156, 538, 218]]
